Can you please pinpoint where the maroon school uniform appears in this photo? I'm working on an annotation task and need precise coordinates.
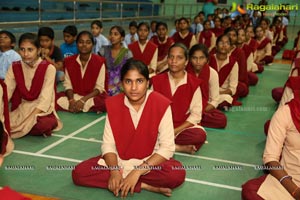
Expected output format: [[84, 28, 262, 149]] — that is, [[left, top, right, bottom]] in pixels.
[[172, 32, 194, 49], [186, 63, 227, 128], [72, 92, 185, 192], [152, 73, 206, 150], [128, 41, 157, 66], [11, 61, 58, 136], [57, 54, 108, 112]]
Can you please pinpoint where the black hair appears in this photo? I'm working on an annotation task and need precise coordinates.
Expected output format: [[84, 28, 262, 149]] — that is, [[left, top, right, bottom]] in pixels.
[[91, 20, 103, 28], [19, 32, 40, 48], [214, 16, 221, 22], [150, 20, 158, 25], [110, 25, 125, 38], [155, 21, 168, 32], [207, 14, 214, 18], [254, 25, 264, 33], [63, 25, 78, 36], [120, 58, 149, 81], [224, 27, 237, 35], [168, 42, 189, 60], [260, 18, 270, 26], [216, 34, 230, 46], [224, 16, 231, 20], [203, 20, 211, 27], [76, 31, 95, 45], [137, 22, 150, 31], [129, 21, 138, 28], [198, 11, 205, 16], [189, 44, 209, 59], [0, 30, 17, 48], [38, 27, 55, 39], [178, 17, 189, 24]]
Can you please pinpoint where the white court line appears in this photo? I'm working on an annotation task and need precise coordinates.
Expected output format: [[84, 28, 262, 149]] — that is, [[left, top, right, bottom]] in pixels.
[[35, 116, 106, 154], [185, 178, 241, 191], [13, 150, 82, 163], [12, 150, 241, 192], [174, 152, 257, 167], [52, 134, 103, 143], [51, 135, 258, 168]]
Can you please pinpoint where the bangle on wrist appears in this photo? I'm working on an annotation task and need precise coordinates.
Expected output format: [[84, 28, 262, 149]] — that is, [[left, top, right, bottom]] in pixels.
[[292, 187, 300, 198], [279, 175, 292, 183]]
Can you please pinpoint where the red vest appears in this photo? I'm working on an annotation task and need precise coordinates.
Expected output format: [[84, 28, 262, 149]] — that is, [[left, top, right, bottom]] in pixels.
[[242, 43, 253, 61], [106, 91, 170, 160], [257, 37, 271, 50], [64, 54, 107, 96], [11, 61, 50, 111], [128, 41, 157, 65], [247, 38, 259, 53], [198, 30, 213, 49], [186, 63, 209, 108], [274, 26, 282, 43], [231, 47, 248, 84], [152, 73, 201, 128], [150, 36, 174, 61], [209, 54, 236, 86], [172, 32, 194, 49], [211, 27, 224, 38]]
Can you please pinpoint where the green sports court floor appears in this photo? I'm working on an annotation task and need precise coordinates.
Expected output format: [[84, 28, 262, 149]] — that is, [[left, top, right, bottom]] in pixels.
[[0, 50, 292, 199]]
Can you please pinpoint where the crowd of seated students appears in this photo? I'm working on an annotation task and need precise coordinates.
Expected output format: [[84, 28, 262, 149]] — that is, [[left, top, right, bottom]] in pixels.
[[0, 3, 298, 198]]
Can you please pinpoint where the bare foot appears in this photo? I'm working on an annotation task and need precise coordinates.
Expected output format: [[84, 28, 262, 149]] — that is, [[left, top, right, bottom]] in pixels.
[[175, 144, 197, 154], [141, 183, 172, 197]]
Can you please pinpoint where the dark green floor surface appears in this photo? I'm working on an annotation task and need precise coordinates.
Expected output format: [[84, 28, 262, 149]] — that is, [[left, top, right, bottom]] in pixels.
[[0, 55, 292, 199]]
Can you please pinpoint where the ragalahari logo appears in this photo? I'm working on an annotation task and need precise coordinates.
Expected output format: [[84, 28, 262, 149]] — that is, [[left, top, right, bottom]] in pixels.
[[231, 2, 246, 15]]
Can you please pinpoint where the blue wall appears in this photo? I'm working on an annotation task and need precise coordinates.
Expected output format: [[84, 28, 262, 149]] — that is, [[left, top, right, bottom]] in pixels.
[[0, 0, 158, 22]]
